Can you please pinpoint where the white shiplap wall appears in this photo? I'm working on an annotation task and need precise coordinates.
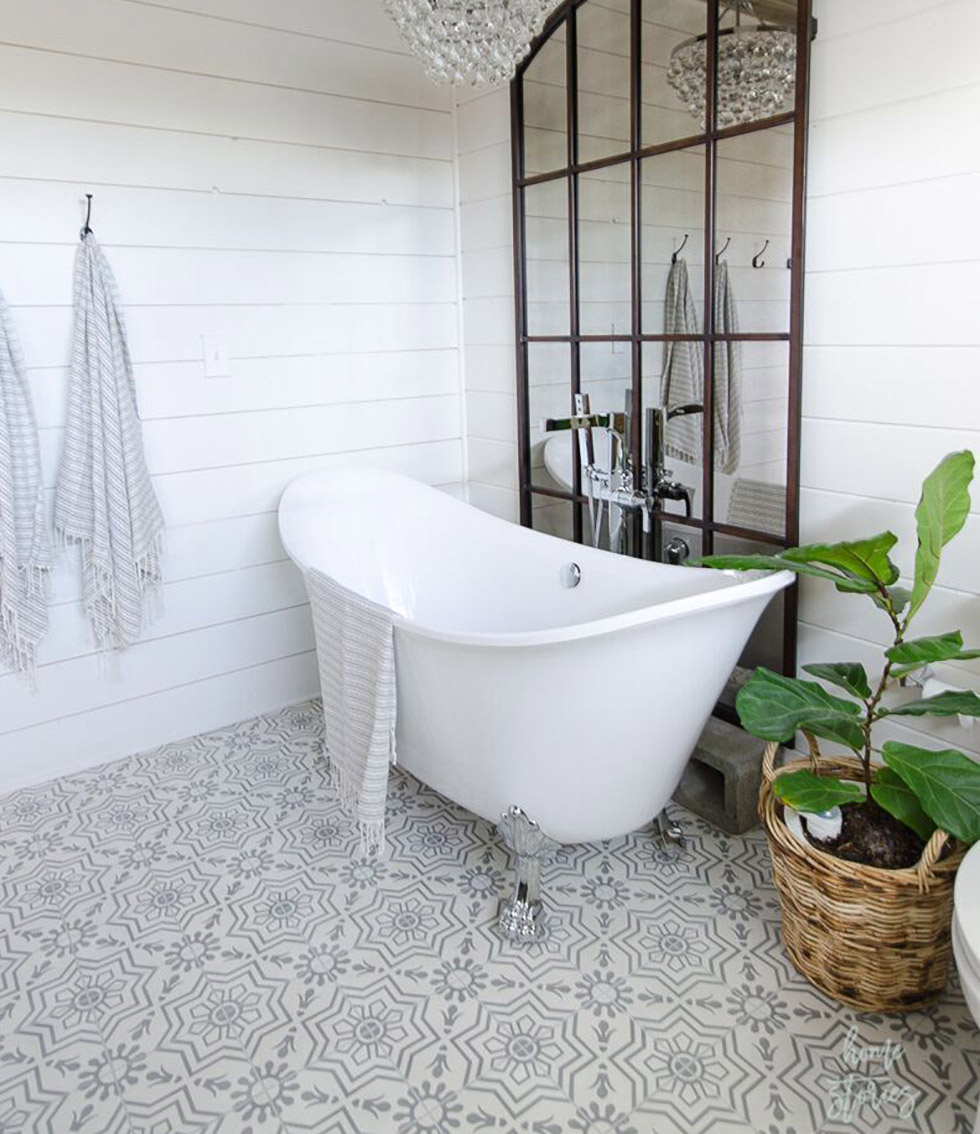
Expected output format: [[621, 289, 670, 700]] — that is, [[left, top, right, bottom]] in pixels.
[[799, 0, 980, 759], [0, 0, 463, 789], [455, 84, 521, 522]]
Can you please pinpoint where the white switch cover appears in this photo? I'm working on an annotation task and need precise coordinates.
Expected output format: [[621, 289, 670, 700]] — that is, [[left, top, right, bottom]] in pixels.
[[202, 334, 231, 378]]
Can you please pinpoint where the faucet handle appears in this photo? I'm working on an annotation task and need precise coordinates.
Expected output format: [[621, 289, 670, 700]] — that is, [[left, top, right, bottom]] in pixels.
[[645, 405, 666, 477], [573, 394, 595, 468], [542, 413, 606, 432]]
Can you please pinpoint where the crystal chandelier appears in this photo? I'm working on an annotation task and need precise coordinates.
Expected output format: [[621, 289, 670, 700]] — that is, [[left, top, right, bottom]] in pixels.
[[666, 1, 797, 129], [384, 0, 555, 87]]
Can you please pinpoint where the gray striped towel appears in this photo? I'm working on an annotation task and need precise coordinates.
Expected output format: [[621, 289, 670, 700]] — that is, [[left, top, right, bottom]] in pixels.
[[662, 258, 704, 465], [0, 287, 51, 681], [727, 477, 786, 536], [307, 568, 397, 857], [54, 233, 164, 650], [661, 258, 744, 475], [713, 260, 742, 475]]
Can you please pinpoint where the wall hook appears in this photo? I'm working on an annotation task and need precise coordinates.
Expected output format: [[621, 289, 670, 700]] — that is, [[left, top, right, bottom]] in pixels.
[[752, 239, 769, 268], [80, 193, 94, 239], [715, 236, 731, 263], [671, 233, 689, 264]]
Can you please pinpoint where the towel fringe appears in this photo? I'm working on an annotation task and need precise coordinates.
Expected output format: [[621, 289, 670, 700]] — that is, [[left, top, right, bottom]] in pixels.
[[0, 559, 50, 689], [333, 762, 388, 858], [1, 598, 37, 690], [58, 529, 165, 651]]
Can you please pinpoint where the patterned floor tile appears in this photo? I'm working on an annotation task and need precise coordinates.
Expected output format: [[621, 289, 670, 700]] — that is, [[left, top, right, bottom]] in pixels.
[[119, 1048, 282, 1134], [269, 1064, 423, 1134], [0, 699, 977, 1134]]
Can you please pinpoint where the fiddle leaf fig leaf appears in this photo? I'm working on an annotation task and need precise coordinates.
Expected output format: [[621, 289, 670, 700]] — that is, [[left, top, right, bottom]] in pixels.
[[802, 662, 872, 701], [886, 631, 980, 678], [889, 631, 964, 666], [909, 451, 976, 622], [772, 770, 863, 814], [880, 689, 980, 720], [782, 532, 901, 588], [871, 767, 937, 842], [697, 555, 877, 594], [881, 741, 980, 844], [736, 667, 865, 751], [886, 586, 912, 614], [871, 585, 912, 616]]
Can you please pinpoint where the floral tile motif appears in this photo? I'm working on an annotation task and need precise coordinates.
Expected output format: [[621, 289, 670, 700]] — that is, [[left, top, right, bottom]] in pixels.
[[0, 699, 977, 1134]]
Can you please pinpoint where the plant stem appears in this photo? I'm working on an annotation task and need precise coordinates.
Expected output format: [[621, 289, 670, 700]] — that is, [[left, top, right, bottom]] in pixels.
[[863, 585, 904, 791], [863, 661, 893, 790], [878, 584, 905, 641]]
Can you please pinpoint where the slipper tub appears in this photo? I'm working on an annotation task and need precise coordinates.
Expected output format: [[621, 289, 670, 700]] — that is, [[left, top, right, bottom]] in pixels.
[[278, 467, 792, 844]]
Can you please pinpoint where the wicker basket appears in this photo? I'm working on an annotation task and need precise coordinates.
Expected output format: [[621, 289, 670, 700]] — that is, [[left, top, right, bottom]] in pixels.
[[760, 741, 966, 1013]]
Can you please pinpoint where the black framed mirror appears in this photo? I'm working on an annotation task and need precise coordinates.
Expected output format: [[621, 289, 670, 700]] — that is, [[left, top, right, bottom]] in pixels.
[[512, 0, 815, 683]]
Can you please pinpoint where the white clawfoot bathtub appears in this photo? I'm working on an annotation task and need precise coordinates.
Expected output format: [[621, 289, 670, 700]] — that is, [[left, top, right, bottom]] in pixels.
[[278, 467, 792, 844]]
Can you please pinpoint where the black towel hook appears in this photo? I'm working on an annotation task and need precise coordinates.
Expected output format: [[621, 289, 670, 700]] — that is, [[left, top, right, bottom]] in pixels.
[[752, 239, 769, 269], [80, 193, 94, 239], [715, 236, 731, 263], [671, 233, 689, 264]]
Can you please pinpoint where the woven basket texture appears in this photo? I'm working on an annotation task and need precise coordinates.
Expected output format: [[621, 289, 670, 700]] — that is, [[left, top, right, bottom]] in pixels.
[[760, 741, 965, 1013]]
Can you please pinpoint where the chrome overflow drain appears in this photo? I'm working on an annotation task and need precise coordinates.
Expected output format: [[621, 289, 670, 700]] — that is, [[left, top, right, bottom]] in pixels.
[[560, 562, 582, 589]]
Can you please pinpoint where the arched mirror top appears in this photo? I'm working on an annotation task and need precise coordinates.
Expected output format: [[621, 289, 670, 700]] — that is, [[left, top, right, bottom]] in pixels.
[[516, 0, 813, 181]]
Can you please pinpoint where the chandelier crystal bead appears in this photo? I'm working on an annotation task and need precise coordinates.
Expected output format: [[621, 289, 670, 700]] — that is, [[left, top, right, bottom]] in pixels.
[[384, 0, 555, 87], [667, 25, 797, 129]]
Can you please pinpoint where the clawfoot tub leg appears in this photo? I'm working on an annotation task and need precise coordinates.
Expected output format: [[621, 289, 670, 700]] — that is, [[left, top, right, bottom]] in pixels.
[[497, 806, 559, 945], [653, 808, 687, 858]]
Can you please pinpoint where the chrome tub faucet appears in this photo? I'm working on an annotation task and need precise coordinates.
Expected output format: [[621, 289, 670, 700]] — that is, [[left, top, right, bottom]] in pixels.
[[543, 395, 703, 553], [645, 402, 704, 522]]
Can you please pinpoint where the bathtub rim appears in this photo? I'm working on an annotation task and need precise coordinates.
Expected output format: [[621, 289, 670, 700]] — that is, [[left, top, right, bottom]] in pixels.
[[385, 567, 794, 649], [278, 468, 794, 649]]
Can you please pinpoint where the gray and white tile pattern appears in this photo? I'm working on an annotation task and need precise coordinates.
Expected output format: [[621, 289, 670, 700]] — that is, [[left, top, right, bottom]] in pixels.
[[0, 701, 977, 1133]]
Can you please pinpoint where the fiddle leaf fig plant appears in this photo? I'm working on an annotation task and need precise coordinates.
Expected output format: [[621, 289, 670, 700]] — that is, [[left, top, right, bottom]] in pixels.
[[700, 450, 980, 851]]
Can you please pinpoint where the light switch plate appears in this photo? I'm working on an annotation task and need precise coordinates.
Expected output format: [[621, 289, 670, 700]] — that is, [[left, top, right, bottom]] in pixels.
[[202, 334, 231, 378]]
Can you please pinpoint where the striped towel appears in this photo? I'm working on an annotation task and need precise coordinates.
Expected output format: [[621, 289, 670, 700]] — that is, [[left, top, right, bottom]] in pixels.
[[307, 568, 397, 857], [661, 258, 704, 465], [0, 288, 51, 680], [54, 233, 164, 650], [661, 258, 744, 475], [713, 260, 742, 475], [727, 477, 786, 536]]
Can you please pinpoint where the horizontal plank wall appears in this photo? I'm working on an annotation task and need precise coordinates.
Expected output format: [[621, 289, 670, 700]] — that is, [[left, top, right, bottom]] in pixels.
[[800, 0, 980, 759], [454, 84, 521, 523], [0, 0, 462, 789]]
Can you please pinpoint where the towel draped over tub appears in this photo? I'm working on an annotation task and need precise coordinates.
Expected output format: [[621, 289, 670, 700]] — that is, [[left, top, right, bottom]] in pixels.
[[307, 568, 397, 857]]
